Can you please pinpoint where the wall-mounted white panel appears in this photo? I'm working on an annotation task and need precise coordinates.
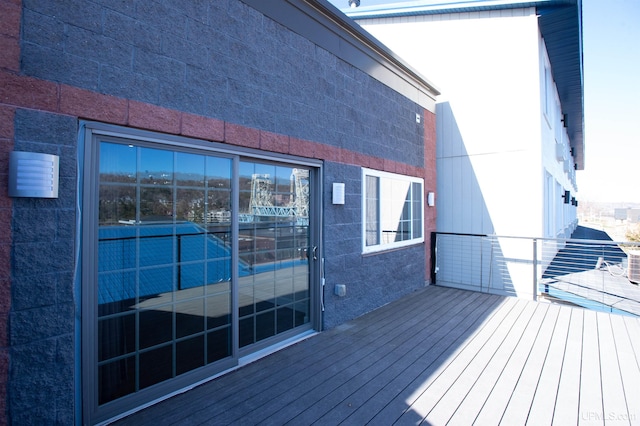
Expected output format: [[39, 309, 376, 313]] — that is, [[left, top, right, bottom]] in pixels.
[[8, 151, 59, 198]]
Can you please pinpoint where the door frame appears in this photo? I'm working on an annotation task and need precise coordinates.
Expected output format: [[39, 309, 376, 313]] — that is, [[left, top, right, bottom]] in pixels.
[[80, 121, 323, 424]]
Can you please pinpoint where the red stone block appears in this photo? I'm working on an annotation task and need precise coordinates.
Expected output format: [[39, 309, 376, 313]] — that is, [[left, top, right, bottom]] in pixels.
[[423, 110, 437, 158], [309, 142, 329, 161], [0, 277, 8, 312], [181, 113, 224, 142], [60, 85, 128, 124], [0, 35, 19, 72], [368, 156, 383, 171], [225, 122, 260, 149], [0, 348, 8, 407], [410, 164, 421, 178], [0, 106, 14, 139], [383, 158, 396, 173], [128, 100, 181, 135], [0, 72, 58, 111], [0, 1, 20, 38], [338, 148, 356, 165], [260, 130, 289, 154], [353, 152, 369, 168], [289, 137, 315, 158]]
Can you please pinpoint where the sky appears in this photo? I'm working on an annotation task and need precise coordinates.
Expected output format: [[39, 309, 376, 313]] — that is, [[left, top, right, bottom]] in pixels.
[[329, 0, 640, 204], [578, 0, 640, 204]]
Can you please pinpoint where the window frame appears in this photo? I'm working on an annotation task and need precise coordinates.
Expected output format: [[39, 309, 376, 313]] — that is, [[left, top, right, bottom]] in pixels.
[[361, 168, 424, 254]]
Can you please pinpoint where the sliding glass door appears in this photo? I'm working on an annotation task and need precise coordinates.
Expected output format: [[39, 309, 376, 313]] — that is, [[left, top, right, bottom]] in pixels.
[[83, 128, 320, 424], [237, 161, 311, 350]]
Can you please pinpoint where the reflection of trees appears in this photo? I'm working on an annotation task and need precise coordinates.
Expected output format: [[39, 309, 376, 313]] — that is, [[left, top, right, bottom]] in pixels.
[[99, 185, 136, 224], [141, 188, 173, 220], [99, 173, 135, 184], [99, 174, 232, 225]]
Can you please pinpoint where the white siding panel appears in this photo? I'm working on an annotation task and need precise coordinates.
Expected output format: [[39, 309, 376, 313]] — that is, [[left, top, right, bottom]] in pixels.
[[360, 9, 544, 238]]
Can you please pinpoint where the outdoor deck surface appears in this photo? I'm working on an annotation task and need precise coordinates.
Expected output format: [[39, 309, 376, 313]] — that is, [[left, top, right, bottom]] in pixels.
[[114, 285, 640, 425]]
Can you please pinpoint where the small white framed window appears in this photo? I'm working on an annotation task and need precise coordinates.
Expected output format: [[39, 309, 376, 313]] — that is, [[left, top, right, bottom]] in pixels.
[[362, 168, 424, 254]]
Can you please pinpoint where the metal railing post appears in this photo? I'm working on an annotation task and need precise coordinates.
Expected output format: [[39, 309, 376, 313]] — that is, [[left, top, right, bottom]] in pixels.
[[532, 238, 538, 301], [430, 232, 437, 285]]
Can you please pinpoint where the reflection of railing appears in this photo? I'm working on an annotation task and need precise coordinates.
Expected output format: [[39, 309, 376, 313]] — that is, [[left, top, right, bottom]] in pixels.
[[98, 227, 233, 305], [432, 231, 640, 316], [98, 220, 309, 304]]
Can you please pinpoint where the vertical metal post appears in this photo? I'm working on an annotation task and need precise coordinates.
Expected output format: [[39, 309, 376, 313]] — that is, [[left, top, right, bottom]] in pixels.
[[430, 232, 437, 285], [532, 238, 538, 301]]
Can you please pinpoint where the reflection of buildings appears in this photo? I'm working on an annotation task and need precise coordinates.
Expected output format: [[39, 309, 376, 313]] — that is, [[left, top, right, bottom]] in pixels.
[[615, 208, 640, 224]]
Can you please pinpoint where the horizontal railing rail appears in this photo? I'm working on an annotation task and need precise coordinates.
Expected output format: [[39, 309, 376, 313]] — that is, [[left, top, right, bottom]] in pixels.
[[431, 231, 640, 317]]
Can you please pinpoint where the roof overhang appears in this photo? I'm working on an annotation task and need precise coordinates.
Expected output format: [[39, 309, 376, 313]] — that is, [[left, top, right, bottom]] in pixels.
[[343, 0, 585, 169], [538, 1, 584, 170]]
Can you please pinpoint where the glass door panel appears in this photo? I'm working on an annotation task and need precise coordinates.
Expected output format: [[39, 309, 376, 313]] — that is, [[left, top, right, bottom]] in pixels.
[[97, 141, 232, 405], [92, 137, 317, 417], [238, 161, 311, 348]]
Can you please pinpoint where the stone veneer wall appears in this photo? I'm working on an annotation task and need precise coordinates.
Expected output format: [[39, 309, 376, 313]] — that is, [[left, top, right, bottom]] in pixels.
[[0, 0, 436, 423]]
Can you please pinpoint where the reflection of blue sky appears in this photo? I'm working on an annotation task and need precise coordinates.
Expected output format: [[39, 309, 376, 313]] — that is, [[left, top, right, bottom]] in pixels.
[[240, 161, 276, 181], [100, 142, 232, 182], [100, 142, 136, 175], [239, 161, 302, 189], [141, 147, 172, 179]]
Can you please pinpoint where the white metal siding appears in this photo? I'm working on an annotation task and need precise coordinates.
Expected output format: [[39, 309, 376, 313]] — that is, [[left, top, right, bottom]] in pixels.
[[359, 8, 573, 297]]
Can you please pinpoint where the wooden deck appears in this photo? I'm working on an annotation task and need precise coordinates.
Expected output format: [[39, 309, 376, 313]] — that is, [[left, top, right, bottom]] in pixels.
[[114, 286, 640, 425]]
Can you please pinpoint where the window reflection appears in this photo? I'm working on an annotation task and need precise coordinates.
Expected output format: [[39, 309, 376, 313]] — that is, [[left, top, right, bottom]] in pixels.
[[95, 143, 312, 407], [237, 161, 310, 348], [97, 142, 232, 405]]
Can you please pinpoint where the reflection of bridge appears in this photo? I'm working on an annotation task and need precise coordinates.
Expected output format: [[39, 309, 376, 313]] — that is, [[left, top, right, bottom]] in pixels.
[[247, 169, 309, 226]]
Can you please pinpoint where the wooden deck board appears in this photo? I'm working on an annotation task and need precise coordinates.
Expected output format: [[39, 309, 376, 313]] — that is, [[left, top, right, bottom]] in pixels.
[[597, 312, 630, 425], [341, 293, 507, 425], [278, 290, 488, 425], [623, 314, 640, 365], [201, 289, 448, 424], [393, 298, 527, 423], [152, 286, 444, 425], [474, 303, 559, 425], [113, 286, 640, 426], [524, 306, 572, 425], [578, 310, 604, 425], [231, 288, 465, 425], [551, 308, 584, 425], [423, 301, 540, 425], [446, 303, 549, 424], [368, 297, 519, 424], [610, 315, 640, 425]]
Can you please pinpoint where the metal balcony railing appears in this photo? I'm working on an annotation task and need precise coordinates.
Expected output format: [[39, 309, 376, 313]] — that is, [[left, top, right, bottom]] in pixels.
[[431, 231, 640, 317]]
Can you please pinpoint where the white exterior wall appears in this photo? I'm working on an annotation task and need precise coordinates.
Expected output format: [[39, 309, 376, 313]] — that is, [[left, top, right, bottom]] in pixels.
[[359, 9, 543, 238], [539, 38, 579, 240], [358, 8, 578, 297]]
